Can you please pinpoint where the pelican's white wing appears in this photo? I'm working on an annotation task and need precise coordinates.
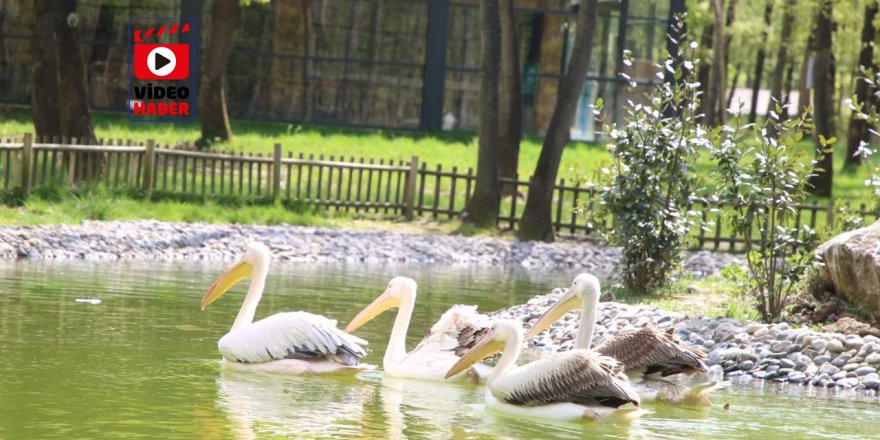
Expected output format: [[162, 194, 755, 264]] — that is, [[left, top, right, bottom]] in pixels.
[[393, 305, 491, 380], [219, 311, 368, 366], [410, 305, 491, 356]]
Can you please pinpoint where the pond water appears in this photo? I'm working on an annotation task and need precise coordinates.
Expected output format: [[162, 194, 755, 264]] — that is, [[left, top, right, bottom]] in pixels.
[[0, 260, 878, 439]]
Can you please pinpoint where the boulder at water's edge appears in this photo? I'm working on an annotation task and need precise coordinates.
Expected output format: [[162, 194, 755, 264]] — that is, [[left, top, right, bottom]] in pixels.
[[816, 219, 880, 315]]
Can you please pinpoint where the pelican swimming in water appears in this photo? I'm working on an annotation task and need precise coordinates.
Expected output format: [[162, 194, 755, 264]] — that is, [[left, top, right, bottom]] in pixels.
[[200, 242, 370, 375], [445, 319, 646, 423], [345, 276, 491, 382], [526, 273, 720, 405]]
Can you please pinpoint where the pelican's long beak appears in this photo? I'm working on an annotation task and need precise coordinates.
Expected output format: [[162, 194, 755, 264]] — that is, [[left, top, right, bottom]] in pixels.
[[525, 288, 580, 339], [201, 260, 254, 310], [345, 290, 399, 333], [445, 330, 503, 379]]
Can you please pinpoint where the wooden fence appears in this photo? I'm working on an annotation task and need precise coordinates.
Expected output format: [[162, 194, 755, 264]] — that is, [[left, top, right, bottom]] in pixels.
[[0, 134, 877, 250]]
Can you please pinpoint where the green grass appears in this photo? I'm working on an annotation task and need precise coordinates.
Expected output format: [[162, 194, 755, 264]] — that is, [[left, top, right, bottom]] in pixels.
[[0, 184, 330, 227], [610, 272, 760, 322]]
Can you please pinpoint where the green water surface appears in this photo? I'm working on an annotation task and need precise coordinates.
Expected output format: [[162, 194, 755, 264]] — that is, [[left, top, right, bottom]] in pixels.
[[0, 260, 877, 439]]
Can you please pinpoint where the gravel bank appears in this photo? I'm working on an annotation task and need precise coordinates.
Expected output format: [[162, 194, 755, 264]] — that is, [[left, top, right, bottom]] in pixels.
[[0, 220, 741, 276], [499, 290, 880, 397]]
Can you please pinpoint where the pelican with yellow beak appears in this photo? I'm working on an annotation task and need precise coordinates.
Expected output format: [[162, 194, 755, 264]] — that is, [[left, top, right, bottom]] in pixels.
[[445, 319, 646, 423], [345, 276, 491, 381], [200, 242, 370, 375], [526, 273, 720, 405]]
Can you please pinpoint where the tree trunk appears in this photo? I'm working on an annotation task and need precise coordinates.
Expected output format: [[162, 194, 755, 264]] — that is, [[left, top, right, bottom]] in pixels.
[[705, 0, 725, 126], [517, 0, 599, 242], [31, 0, 61, 138], [846, 1, 878, 168], [461, 0, 502, 228], [54, 0, 94, 141], [770, 0, 794, 109], [697, 23, 714, 119], [727, 64, 740, 109], [809, 0, 835, 197], [798, 34, 815, 118], [200, 0, 240, 143], [498, 0, 522, 193], [748, 2, 772, 123]]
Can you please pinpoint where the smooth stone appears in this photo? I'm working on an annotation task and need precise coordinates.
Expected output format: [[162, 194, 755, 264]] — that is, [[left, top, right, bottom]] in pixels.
[[814, 355, 832, 365], [827, 340, 846, 353], [788, 372, 807, 383], [778, 368, 794, 376], [857, 343, 875, 358], [752, 370, 768, 379], [738, 360, 755, 371], [811, 339, 827, 352], [843, 363, 860, 372], [846, 338, 865, 351], [726, 370, 745, 377], [805, 364, 819, 376], [832, 371, 848, 381], [855, 366, 877, 376], [863, 373, 880, 389], [753, 327, 770, 338], [819, 364, 840, 376], [779, 359, 796, 369], [812, 373, 830, 386], [837, 377, 859, 388], [866, 353, 880, 364], [832, 354, 853, 367], [771, 341, 792, 353]]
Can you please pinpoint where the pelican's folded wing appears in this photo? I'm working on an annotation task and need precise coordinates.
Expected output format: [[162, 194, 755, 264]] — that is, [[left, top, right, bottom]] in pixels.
[[218, 311, 368, 365], [494, 350, 641, 408], [595, 327, 707, 378]]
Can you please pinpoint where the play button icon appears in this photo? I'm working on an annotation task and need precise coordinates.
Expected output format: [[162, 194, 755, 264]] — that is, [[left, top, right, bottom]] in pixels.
[[147, 46, 177, 77]]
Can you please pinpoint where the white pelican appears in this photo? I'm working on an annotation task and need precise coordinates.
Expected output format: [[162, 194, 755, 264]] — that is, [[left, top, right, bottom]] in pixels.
[[200, 242, 371, 375], [345, 276, 491, 382], [526, 273, 720, 405], [445, 319, 647, 423]]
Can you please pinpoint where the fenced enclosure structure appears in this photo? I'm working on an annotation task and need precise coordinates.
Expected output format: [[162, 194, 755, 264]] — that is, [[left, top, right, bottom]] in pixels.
[[0, 0, 679, 136], [1, 134, 877, 250]]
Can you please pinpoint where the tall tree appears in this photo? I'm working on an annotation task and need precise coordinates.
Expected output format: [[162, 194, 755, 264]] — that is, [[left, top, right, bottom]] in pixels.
[[809, 0, 836, 197], [498, 0, 522, 192], [31, 0, 61, 138], [461, 0, 502, 228], [705, 0, 725, 126], [517, 0, 599, 242], [769, 0, 795, 109], [54, 0, 94, 141], [749, 2, 773, 124], [846, 1, 879, 168], [200, 0, 241, 143]]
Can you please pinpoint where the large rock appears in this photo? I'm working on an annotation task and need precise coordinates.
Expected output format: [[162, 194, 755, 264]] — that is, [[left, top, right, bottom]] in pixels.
[[816, 219, 880, 315]]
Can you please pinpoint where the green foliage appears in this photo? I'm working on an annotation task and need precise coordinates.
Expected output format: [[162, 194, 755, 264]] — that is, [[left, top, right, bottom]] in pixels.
[[596, 29, 708, 296], [709, 105, 820, 322], [848, 69, 880, 204]]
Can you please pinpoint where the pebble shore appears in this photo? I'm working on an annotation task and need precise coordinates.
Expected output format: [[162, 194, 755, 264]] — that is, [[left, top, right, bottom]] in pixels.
[[0, 220, 741, 276], [500, 290, 880, 396]]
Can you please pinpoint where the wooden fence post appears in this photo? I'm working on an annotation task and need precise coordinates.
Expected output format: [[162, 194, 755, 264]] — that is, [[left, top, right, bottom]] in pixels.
[[826, 199, 835, 229], [272, 143, 282, 200], [143, 139, 155, 195], [404, 155, 419, 220], [20, 133, 33, 199]]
